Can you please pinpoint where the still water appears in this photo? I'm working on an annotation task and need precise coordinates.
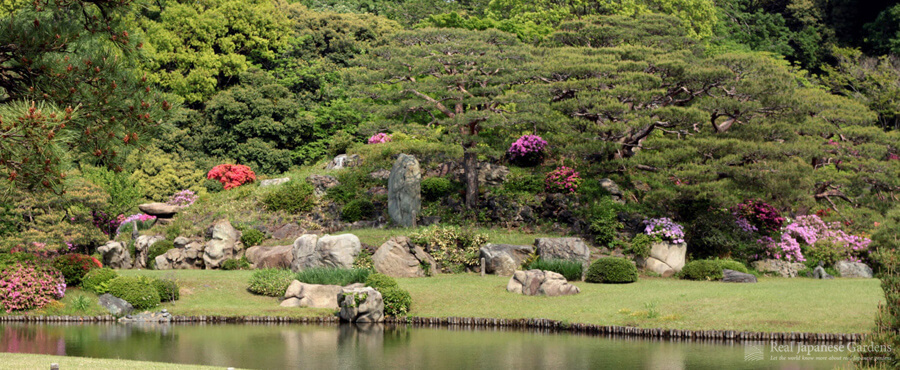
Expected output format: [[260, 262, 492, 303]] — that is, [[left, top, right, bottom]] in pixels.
[[0, 322, 852, 369]]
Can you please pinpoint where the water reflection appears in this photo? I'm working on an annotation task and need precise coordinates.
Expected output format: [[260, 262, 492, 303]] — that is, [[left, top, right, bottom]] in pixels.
[[0, 322, 850, 370]]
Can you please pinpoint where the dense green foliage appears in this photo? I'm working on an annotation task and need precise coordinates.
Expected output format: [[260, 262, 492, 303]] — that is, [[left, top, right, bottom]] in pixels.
[[421, 177, 455, 201], [341, 199, 375, 222], [221, 257, 252, 271], [294, 267, 370, 286], [152, 278, 180, 302], [106, 276, 162, 310], [585, 257, 638, 284], [82, 268, 119, 294], [261, 181, 316, 214], [247, 268, 294, 297], [364, 273, 399, 290], [410, 226, 487, 272], [240, 229, 267, 248], [677, 259, 749, 281], [856, 210, 900, 368], [52, 254, 101, 286], [524, 258, 584, 282], [380, 286, 412, 316], [147, 240, 174, 270]]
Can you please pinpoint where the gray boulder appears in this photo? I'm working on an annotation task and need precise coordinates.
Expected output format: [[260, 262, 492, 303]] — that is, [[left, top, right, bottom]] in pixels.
[[326, 154, 361, 170], [291, 234, 361, 272], [134, 234, 165, 269], [307, 174, 340, 197], [259, 177, 291, 187], [339, 287, 384, 323], [99, 293, 133, 316], [722, 269, 757, 283], [598, 178, 625, 204], [534, 238, 591, 270], [245, 245, 294, 269], [97, 241, 132, 269], [388, 154, 421, 228], [182, 240, 206, 269], [752, 259, 806, 278], [480, 244, 534, 276], [372, 236, 436, 278], [203, 220, 242, 269], [835, 260, 873, 278], [506, 270, 581, 297], [636, 242, 687, 278], [281, 280, 354, 309], [812, 265, 835, 279]]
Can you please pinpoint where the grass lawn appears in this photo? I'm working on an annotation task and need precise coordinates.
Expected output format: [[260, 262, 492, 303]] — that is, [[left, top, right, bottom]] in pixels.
[[18, 270, 877, 334], [2, 353, 227, 369]]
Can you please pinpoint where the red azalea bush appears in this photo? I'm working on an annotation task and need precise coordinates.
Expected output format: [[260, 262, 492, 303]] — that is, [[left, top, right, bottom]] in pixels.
[[545, 166, 581, 193], [0, 261, 66, 312], [207, 164, 257, 190], [52, 253, 103, 286]]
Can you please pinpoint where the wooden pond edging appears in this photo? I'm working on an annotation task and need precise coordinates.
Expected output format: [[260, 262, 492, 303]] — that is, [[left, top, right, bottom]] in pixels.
[[0, 314, 866, 343]]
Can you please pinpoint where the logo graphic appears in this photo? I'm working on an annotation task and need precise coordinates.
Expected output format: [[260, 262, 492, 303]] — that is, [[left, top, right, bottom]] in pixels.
[[745, 345, 764, 361]]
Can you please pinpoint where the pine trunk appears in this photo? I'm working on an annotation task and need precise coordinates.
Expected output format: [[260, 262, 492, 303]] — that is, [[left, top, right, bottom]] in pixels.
[[463, 148, 478, 209]]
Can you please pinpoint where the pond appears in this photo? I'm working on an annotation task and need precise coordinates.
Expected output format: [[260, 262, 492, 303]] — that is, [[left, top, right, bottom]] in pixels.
[[0, 322, 852, 369]]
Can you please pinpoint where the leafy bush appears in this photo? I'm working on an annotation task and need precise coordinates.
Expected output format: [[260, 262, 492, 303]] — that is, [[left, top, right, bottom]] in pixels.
[[82, 267, 119, 294], [758, 215, 871, 264], [147, 240, 174, 270], [241, 228, 266, 247], [586, 197, 623, 246], [365, 273, 399, 290], [410, 225, 488, 272], [52, 253, 102, 286], [545, 166, 581, 193], [81, 165, 144, 218], [677, 259, 748, 281], [507, 134, 547, 166], [106, 276, 161, 310], [421, 177, 454, 201], [261, 180, 315, 214], [585, 257, 638, 284], [203, 178, 225, 193], [381, 287, 412, 316], [125, 146, 206, 202], [0, 261, 66, 312], [294, 267, 370, 286], [222, 257, 251, 270], [341, 199, 375, 222], [207, 164, 257, 190], [248, 268, 294, 297], [626, 234, 652, 258], [152, 278, 180, 302], [524, 258, 584, 281], [502, 171, 543, 194], [354, 248, 374, 270], [732, 199, 785, 233]]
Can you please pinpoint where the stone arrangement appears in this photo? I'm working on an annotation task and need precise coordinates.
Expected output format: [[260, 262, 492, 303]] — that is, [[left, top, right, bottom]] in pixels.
[[371, 236, 435, 278], [751, 259, 806, 278], [506, 270, 581, 297], [281, 281, 364, 309], [291, 234, 361, 272], [534, 238, 591, 271], [338, 287, 384, 323], [480, 243, 534, 276]]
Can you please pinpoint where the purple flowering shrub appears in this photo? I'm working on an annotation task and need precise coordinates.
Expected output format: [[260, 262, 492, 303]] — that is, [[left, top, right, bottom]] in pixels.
[[643, 217, 685, 244], [92, 211, 123, 237], [507, 135, 547, 166], [758, 215, 871, 264], [367, 133, 392, 144], [167, 189, 198, 207], [732, 199, 784, 234], [0, 261, 66, 312], [545, 166, 581, 193]]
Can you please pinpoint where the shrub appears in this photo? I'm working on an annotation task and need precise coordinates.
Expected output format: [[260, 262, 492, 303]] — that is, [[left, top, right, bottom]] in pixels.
[[294, 267, 370, 286], [381, 287, 412, 316], [152, 278, 180, 302], [586, 197, 623, 246], [52, 253, 102, 286], [732, 199, 785, 234], [410, 225, 488, 272], [545, 166, 581, 193], [248, 268, 294, 297], [365, 273, 399, 290], [261, 180, 315, 214], [421, 177, 454, 201], [507, 134, 547, 166], [626, 234, 652, 258], [167, 189, 198, 207], [0, 261, 66, 312], [354, 248, 374, 270], [115, 213, 157, 238], [367, 132, 392, 144], [524, 258, 584, 281], [502, 171, 543, 194], [677, 259, 748, 280], [341, 199, 375, 222], [207, 164, 257, 190], [221, 257, 251, 270], [125, 146, 206, 202], [82, 268, 118, 294], [758, 214, 870, 264], [147, 240, 174, 270], [241, 228, 266, 247], [106, 276, 161, 310], [643, 217, 685, 244], [203, 178, 225, 193], [585, 257, 638, 284]]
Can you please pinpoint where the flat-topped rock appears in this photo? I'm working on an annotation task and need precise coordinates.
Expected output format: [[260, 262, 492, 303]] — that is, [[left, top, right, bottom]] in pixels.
[[138, 202, 182, 217], [722, 269, 757, 283], [259, 177, 291, 187]]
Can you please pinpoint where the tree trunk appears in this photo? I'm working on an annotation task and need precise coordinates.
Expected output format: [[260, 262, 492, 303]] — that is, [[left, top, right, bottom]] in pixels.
[[463, 147, 478, 209]]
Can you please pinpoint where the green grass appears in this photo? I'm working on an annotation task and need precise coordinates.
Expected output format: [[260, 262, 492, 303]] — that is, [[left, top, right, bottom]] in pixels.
[[2, 353, 228, 369]]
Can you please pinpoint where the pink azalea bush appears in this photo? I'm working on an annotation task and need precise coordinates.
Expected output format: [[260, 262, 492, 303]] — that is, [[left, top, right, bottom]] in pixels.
[[115, 213, 156, 237], [0, 261, 66, 312], [207, 164, 256, 190], [643, 217, 685, 244], [367, 133, 392, 144], [507, 134, 547, 165], [545, 166, 581, 193], [167, 189, 198, 207], [757, 214, 871, 264]]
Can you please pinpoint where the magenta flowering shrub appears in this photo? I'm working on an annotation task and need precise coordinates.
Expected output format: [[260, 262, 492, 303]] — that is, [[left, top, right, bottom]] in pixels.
[[367, 133, 392, 144], [167, 189, 198, 207], [92, 211, 124, 237], [545, 166, 581, 193], [758, 215, 871, 264], [507, 135, 547, 165], [643, 218, 685, 244], [732, 199, 784, 234], [0, 261, 66, 312]]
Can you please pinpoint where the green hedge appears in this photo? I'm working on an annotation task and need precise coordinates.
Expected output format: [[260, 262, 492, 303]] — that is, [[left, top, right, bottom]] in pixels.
[[107, 276, 161, 310], [677, 259, 749, 281], [585, 257, 638, 284], [82, 268, 119, 294], [152, 278, 180, 302], [248, 268, 294, 297]]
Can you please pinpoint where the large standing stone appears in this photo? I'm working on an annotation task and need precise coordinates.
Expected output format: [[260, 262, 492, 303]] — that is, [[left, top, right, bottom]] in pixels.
[[835, 260, 874, 278], [480, 244, 534, 276], [98, 293, 134, 316], [506, 270, 581, 296], [291, 234, 361, 272], [722, 269, 758, 283], [281, 280, 347, 309], [751, 259, 806, 278], [203, 220, 242, 269], [339, 287, 384, 323], [534, 238, 591, 270], [636, 242, 687, 277], [133, 235, 165, 269], [372, 237, 435, 278], [245, 245, 294, 269], [97, 241, 132, 269], [388, 154, 421, 228]]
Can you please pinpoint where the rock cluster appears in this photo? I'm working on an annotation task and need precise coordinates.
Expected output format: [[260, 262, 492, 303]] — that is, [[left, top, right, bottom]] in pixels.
[[203, 220, 243, 269], [98, 241, 132, 269], [339, 287, 384, 323], [751, 259, 806, 278], [506, 270, 581, 297], [281, 281, 363, 309], [480, 244, 534, 276]]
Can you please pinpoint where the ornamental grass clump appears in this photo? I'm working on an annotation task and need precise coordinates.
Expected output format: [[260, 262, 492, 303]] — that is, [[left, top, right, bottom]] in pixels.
[[545, 166, 581, 193], [294, 267, 370, 286], [585, 257, 638, 284], [207, 164, 257, 190], [524, 258, 583, 281], [52, 253, 102, 286], [507, 134, 547, 166], [0, 261, 66, 312], [757, 214, 870, 264], [367, 133, 392, 144], [643, 217, 685, 244], [248, 268, 294, 297]]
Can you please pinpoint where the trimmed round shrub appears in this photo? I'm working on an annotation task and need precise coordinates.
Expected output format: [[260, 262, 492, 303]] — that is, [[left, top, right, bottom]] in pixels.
[[152, 278, 180, 302], [421, 177, 453, 201], [147, 240, 174, 270], [365, 273, 399, 290], [585, 257, 638, 284], [241, 228, 266, 247], [341, 199, 375, 222], [0, 261, 66, 312], [52, 253, 102, 286], [248, 268, 294, 297], [106, 276, 161, 310], [261, 180, 315, 214], [83, 267, 119, 294], [380, 286, 412, 317], [677, 259, 748, 281]]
